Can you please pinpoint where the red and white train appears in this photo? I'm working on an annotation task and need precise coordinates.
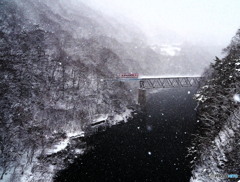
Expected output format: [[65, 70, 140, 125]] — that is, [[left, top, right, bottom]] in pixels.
[[119, 73, 139, 78]]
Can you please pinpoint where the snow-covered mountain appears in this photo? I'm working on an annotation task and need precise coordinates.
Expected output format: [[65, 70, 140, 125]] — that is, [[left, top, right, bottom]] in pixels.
[[0, 0, 228, 181], [0, 0, 143, 181]]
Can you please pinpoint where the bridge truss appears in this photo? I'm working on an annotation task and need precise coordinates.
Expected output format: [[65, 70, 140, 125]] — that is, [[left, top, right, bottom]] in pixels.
[[139, 77, 203, 89]]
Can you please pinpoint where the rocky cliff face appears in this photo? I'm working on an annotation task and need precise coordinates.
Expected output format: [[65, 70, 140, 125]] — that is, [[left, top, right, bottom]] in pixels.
[[190, 29, 240, 182]]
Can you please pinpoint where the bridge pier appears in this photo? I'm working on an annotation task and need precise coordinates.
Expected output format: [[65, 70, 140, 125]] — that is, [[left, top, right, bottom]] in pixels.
[[138, 89, 146, 106]]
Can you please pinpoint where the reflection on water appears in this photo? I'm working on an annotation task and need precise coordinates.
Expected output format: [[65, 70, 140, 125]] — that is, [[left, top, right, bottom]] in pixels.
[[55, 88, 198, 182]]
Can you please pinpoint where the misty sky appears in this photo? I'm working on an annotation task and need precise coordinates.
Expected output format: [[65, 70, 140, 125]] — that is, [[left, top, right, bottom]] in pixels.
[[85, 0, 240, 46]]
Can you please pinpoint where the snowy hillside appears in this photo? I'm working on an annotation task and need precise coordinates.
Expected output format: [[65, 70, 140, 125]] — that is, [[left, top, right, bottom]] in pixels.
[[190, 29, 240, 182], [0, 0, 140, 181]]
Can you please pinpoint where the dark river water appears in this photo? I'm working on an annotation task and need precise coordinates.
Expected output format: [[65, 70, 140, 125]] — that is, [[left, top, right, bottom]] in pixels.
[[55, 88, 198, 182]]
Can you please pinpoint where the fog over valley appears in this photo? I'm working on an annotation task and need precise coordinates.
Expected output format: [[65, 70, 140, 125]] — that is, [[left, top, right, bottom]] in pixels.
[[1, 0, 240, 182]]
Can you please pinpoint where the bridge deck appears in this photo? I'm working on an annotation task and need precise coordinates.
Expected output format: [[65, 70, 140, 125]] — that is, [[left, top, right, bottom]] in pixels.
[[139, 75, 201, 79]]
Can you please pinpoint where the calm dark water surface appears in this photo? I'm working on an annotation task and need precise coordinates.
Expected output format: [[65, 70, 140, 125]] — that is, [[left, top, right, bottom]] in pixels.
[[55, 88, 198, 182]]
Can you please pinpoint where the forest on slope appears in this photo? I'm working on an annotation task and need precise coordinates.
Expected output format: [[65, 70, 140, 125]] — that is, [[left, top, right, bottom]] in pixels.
[[0, 0, 146, 180], [0, 0, 221, 181], [190, 29, 240, 182]]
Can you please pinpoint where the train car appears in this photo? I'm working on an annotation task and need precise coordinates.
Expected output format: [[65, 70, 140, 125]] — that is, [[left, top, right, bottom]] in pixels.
[[119, 73, 139, 78]]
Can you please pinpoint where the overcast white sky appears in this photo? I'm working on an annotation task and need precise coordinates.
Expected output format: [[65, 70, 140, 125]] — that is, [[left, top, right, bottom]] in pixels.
[[84, 0, 240, 46]]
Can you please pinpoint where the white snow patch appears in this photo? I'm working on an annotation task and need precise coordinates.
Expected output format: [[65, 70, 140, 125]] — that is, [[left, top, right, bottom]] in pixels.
[[93, 114, 108, 123], [159, 45, 181, 56], [67, 131, 85, 138], [75, 149, 84, 155], [201, 85, 209, 89], [195, 94, 207, 102], [51, 139, 69, 154], [110, 108, 133, 126], [233, 94, 240, 102], [46, 131, 84, 155]]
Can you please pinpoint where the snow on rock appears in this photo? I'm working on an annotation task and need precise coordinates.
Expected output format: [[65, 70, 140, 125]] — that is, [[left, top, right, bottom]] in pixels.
[[68, 131, 85, 138], [195, 94, 207, 102], [233, 94, 240, 102], [75, 149, 84, 155], [92, 114, 108, 123], [201, 85, 209, 89], [190, 110, 240, 182], [48, 139, 69, 154], [110, 108, 133, 126], [46, 131, 84, 155]]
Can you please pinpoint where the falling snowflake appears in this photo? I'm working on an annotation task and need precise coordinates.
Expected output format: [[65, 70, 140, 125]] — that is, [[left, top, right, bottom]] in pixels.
[[147, 125, 152, 131]]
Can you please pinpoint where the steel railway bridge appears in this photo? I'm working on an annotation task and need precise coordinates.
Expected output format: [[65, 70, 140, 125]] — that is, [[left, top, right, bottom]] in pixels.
[[137, 76, 203, 105]]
